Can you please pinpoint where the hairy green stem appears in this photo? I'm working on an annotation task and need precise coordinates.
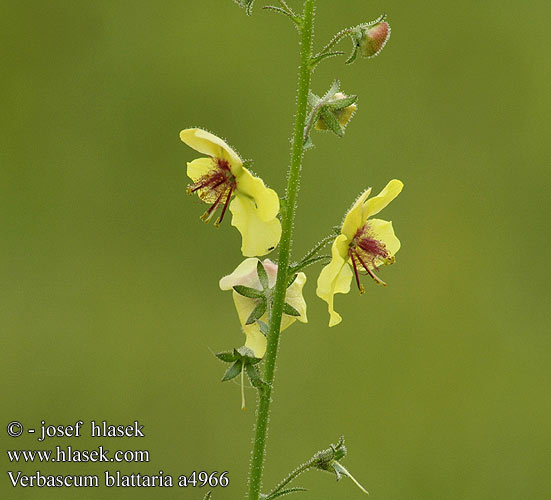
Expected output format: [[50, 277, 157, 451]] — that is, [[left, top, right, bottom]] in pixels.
[[315, 27, 356, 58], [302, 101, 324, 144], [289, 255, 330, 276], [267, 461, 313, 498], [247, 1, 315, 498], [297, 234, 335, 263]]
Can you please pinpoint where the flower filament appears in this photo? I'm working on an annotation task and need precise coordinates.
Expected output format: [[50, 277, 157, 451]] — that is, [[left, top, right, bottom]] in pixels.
[[348, 223, 393, 293], [187, 157, 237, 227]]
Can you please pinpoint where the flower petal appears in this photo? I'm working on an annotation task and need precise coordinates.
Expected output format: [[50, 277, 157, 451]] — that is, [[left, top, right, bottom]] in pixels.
[[261, 259, 278, 288], [232, 291, 263, 330], [341, 188, 372, 241], [219, 258, 259, 290], [316, 235, 353, 327], [231, 291, 269, 358], [229, 194, 282, 257], [186, 157, 215, 183], [236, 168, 280, 221], [244, 330, 267, 359], [281, 272, 308, 331], [368, 218, 401, 263], [180, 128, 242, 171], [362, 179, 403, 220], [219, 257, 278, 291]]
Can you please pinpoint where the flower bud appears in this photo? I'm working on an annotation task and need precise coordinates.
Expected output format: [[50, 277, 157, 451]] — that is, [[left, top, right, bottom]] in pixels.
[[315, 93, 358, 133], [359, 18, 391, 58]]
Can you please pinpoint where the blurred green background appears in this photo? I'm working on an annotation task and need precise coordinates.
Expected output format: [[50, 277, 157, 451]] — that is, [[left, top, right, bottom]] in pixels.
[[2, 0, 550, 498]]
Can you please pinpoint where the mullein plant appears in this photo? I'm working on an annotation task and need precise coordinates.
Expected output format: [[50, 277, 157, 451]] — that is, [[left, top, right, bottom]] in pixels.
[[182, 2, 400, 498]]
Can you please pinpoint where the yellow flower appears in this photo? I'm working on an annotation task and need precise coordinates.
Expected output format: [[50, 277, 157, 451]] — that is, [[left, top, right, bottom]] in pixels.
[[180, 128, 282, 257], [316, 179, 403, 327], [219, 258, 308, 358]]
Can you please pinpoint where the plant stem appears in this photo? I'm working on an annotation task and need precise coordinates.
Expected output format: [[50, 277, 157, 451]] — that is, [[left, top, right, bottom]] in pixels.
[[267, 461, 314, 498], [298, 234, 335, 263], [315, 27, 356, 57], [289, 254, 330, 276], [247, 1, 315, 498], [302, 101, 324, 144]]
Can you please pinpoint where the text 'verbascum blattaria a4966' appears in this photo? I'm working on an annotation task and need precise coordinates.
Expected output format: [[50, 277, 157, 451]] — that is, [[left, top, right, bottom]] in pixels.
[[8, 470, 230, 488]]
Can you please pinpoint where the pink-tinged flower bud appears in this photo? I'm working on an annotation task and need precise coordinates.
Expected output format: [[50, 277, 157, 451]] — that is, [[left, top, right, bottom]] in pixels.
[[359, 19, 391, 58]]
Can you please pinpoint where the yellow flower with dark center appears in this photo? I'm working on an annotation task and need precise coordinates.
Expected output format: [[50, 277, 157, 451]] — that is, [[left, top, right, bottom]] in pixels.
[[316, 179, 403, 327], [180, 128, 282, 257]]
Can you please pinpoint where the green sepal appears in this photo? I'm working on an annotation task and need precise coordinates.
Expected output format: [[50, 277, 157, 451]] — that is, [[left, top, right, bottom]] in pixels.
[[203, 491, 212, 500], [360, 13, 387, 29], [234, 0, 255, 15], [216, 350, 238, 363], [327, 95, 357, 111], [331, 461, 345, 481], [323, 79, 341, 101], [233, 285, 265, 299], [257, 319, 269, 337], [257, 260, 270, 290], [287, 273, 298, 287], [345, 35, 361, 65], [283, 302, 301, 317], [320, 110, 344, 137], [245, 362, 266, 390], [221, 360, 243, 382], [234, 345, 261, 363], [308, 91, 320, 107], [303, 134, 314, 150], [246, 298, 267, 325], [264, 487, 308, 499]]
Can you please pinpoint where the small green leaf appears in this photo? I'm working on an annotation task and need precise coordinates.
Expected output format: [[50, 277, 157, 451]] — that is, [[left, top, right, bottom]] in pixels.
[[257, 260, 270, 290], [216, 351, 237, 363], [203, 492, 212, 500], [221, 360, 243, 382], [283, 303, 301, 317], [233, 285, 265, 299], [246, 299, 267, 325]]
